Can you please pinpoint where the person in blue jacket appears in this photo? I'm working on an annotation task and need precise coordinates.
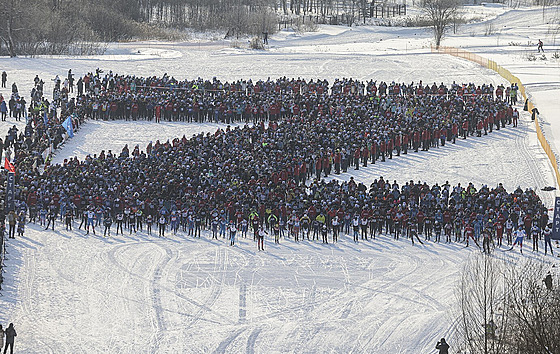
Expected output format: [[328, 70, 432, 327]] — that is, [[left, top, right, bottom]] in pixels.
[[0, 100, 7, 121]]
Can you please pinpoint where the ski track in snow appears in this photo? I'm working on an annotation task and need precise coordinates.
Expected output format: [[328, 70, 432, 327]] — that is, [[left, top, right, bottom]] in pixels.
[[1, 5, 560, 353]]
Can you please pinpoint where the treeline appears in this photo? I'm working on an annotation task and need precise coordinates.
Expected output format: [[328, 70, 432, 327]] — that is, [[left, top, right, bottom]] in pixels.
[[0, 0, 387, 56], [1, 0, 550, 56]]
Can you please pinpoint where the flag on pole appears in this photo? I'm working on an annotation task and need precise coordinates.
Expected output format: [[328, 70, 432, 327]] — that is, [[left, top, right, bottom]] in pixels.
[[4, 157, 15, 173], [61, 116, 74, 138]]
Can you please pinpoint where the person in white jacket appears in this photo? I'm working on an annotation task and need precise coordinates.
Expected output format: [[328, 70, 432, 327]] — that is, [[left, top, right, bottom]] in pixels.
[[510, 226, 525, 254], [229, 222, 237, 246]]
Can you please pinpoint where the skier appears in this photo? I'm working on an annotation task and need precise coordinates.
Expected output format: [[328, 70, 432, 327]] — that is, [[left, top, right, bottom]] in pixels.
[[45, 209, 56, 231], [116, 212, 124, 235], [158, 214, 167, 237], [64, 210, 73, 230], [409, 220, 423, 245], [229, 221, 237, 246], [505, 218, 514, 245], [86, 208, 96, 235], [6, 210, 16, 238], [170, 211, 179, 235], [211, 217, 219, 239], [352, 215, 360, 243], [482, 227, 493, 254], [103, 214, 112, 237], [531, 222, 541, 252], [537, 39, 544, 52], [273, 223, 280, 244], [510, 225, 525, 253], [543, 223, 553, 255], [434, 221, 442, 243], [332, 215, 340, 242], [321, 224, 329, 244], [435, 338, 449, 354], [494, 219, 504, 246], [241, 218, 248, 238], [257, 228, 267, 251], [16, 212, 25, 237], [3, 323, 16, 354], [465, 223, 479, 248], [146, 214, 153, 235], [360, 215, 368, 240]]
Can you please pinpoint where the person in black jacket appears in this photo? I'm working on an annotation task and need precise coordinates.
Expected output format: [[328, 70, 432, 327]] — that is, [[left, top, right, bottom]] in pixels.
[[3, 323, 16, 354], [436, 337, 449, 354]]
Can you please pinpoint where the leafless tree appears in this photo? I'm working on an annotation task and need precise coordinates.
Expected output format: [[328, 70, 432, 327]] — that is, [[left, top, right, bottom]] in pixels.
[[457, 254, 560, 354], [420, 0, 462, 48]]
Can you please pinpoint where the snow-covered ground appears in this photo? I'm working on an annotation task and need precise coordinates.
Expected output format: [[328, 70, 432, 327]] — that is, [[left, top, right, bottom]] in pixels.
[[0, 5, 559, 354], [440, 5, 560, 169]]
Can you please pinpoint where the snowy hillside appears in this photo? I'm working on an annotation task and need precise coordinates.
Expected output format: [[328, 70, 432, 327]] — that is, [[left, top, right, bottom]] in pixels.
[[0, 5, 559, 354]]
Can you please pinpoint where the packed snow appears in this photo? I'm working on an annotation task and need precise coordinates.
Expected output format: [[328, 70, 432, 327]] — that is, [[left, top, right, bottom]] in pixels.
[[0, 5, 559, 354]]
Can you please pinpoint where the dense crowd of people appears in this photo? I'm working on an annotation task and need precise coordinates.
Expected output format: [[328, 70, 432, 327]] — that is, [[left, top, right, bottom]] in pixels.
[[0, 70, 552, 254]]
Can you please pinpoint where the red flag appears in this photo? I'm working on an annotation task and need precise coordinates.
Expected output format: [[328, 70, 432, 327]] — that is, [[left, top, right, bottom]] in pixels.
[[4, 158, 15, 173]]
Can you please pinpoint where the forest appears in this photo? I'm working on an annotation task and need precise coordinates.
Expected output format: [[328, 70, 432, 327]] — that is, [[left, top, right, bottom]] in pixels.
[[0, 0, 551, 56]]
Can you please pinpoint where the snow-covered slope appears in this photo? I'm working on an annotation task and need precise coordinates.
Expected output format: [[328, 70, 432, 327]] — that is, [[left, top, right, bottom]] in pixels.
[[0, 5, 559, 354]]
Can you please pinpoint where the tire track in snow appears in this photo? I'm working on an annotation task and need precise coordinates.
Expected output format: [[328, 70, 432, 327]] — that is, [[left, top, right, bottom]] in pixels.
[[246, 328, 263, 354], [214, 327, 246, 353], [104, 241, 231, 351], [150, 242, 174, 353], [18, 240, 58, 354], [172, 246, 228, 342]]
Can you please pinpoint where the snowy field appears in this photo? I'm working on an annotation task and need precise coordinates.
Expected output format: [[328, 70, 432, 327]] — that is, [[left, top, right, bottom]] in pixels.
[[0, 5, 559, 354]]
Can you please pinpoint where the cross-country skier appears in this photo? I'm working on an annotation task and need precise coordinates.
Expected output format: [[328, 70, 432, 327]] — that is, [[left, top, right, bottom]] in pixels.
[[257, 228, 267, 251], [103, 214, 112, 237], [510, 225, 525, 253], [543, 223, 553, 255], [229, 221, 237, 246]]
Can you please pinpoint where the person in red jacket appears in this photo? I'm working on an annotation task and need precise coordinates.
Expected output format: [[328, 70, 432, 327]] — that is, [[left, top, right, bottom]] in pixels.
[[476, 120, 483, 137], [315, 157, 322, 179], [323, 155, 330, 177], [155, 104, 162, 123], [495, 220, 504, 246], [462, 120, 468, 139], [370, 142, 376, 164], [354, 147, 360, 170], [361, 145, 368, 167], [394, 134, 401, 156], [422, 129, 430, 151], [334, 150, 341, 174], [465, 224, 479, 248], [402, 133, 409, 154], [523, 213, 533, 238]]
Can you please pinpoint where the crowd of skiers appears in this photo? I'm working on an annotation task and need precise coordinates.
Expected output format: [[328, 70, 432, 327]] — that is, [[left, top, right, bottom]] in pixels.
[[66, 71, 517, 130], [10, 163, 551, 253], [1, 70, 550, 254]]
